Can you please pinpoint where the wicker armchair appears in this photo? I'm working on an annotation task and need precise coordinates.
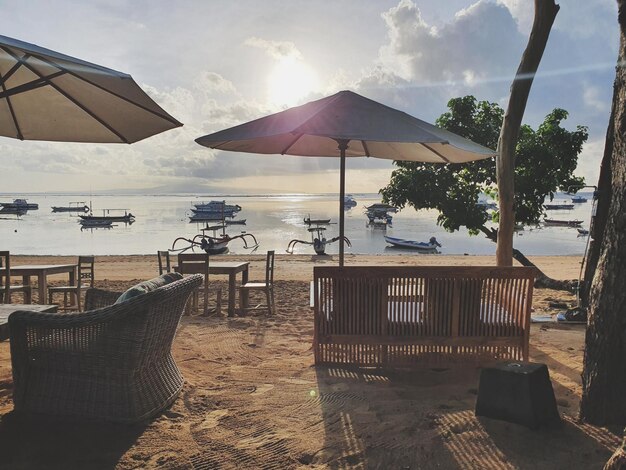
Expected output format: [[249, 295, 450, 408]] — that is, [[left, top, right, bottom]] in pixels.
[[9, 274, 203, 423]]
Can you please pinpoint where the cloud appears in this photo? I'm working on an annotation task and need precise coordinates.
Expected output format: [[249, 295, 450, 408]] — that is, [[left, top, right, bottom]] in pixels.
[[583, 82, 610, 113], [380, 0, 524, 87], [499, 0, 617, 44], [244, 37, 302, 60]]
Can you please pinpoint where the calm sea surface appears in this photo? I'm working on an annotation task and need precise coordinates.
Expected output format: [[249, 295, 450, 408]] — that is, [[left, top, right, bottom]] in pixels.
[[0, 193, 594, 256]]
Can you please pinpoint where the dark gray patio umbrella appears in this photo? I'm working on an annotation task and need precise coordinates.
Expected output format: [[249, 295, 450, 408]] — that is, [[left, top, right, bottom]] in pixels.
[[0, 34, 181, 143], [196, 90, 496, 265]]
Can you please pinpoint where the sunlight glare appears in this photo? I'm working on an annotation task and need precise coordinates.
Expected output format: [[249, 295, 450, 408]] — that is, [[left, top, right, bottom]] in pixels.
[[268, 56, 318, 107]]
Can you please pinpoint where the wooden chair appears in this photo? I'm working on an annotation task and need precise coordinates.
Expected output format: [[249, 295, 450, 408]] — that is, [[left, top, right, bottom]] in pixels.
[[158, 250, 171, 275], [48, 255, 95, 311], [239, 250, 275, 315], [0, 251, 32, 304], [177, 253, 222, 316]]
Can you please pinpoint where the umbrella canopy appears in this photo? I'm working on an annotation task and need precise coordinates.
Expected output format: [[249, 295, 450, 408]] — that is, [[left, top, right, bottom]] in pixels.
[[0, 34, 182, 143], [196, 90, 497, 264]]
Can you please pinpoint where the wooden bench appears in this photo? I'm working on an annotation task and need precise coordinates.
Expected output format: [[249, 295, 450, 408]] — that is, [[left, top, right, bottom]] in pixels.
[[313, 266, 537, 367]]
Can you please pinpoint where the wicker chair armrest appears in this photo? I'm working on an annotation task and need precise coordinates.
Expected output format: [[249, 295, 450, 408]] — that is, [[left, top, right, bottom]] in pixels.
[[84, 287, 124, 310]]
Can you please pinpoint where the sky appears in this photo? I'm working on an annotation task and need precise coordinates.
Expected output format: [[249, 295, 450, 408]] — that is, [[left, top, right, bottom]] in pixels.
[[0, 0, 619, 194]]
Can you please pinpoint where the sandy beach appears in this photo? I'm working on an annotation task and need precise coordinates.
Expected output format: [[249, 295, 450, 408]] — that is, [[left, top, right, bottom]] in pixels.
[[0, 254, 621, 469]]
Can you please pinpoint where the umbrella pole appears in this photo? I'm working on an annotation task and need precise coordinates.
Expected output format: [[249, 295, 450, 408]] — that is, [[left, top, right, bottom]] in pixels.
[[337, 140, 349, 267]]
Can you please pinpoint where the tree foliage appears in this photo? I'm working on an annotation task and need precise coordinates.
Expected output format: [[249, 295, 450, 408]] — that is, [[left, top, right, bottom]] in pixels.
[[380, 96, 588, 241]]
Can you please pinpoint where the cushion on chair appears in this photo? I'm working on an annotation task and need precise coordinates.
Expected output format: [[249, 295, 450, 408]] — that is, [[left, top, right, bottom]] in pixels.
[[114, 272, 183, 304]]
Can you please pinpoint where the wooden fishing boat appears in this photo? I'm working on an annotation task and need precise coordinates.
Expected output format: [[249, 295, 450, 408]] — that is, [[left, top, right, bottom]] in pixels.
[[544, 218, 583, 227], [0, 198, 38, 210], [80, 210, 134, 223], [544, 203, 574, 210], [79, 219, 113, 228], [304, 216, 331, 225], [52, 202, 90, 212]]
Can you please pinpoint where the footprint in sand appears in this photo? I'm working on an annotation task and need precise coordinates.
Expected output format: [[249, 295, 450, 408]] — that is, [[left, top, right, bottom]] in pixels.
[[199, 409, 229, 430], [251, 383, 274, 395]]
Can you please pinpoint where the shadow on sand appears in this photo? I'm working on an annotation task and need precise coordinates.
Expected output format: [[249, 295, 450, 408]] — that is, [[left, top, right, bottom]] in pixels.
[[0, 411, 145, 469], [314, 364, 619, 469]]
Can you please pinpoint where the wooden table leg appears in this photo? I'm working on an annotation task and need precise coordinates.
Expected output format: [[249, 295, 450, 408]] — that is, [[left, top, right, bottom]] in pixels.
[[68, 267, 77, 306], [240, 267, 250, 315], [228, 273, 236, 317], [38, 273, 46, 305]]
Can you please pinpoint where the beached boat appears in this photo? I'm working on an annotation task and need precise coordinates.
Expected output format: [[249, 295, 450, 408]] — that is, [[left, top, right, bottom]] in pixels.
[[384, 236, 441, 252], [571, 195, 588, 203], [577, 228, 590, 235], [0, 198, 38, 210], [544, 218, 583, 227], [544, 203, 575, 210], [304, 216, 331, 225], [225, 219, 246, 225], [52, 202, 90, 212]]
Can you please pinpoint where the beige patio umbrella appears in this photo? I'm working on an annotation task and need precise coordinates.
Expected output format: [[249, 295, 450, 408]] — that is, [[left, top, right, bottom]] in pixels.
[[0, 34, 181, 143], [196, 90, 496, 265]]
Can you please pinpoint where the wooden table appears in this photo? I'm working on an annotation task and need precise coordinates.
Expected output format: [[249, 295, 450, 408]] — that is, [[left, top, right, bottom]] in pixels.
[[0, 304, 58, 341], [0, 264, 77, 304], [175, 261, 249, 316]]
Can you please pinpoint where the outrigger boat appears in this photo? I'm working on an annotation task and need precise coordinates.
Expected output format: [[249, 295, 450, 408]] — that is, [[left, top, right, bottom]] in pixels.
[[189, 212, 236, 222], [544, 218, 583, 227], [384, 236, 441, 252], [171, 223, 258, 256], [52, 202, 90, 212], [80, 209, 135, 224], [287, 225, 351, 255], [79, 219, 113, 228]]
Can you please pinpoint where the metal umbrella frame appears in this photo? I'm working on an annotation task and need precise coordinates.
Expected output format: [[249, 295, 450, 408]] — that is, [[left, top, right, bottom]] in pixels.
[[196, 90, 497, 265]]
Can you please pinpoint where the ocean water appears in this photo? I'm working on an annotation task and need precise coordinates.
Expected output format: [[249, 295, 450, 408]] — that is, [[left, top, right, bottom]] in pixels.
[[0, 193, 595, 257]]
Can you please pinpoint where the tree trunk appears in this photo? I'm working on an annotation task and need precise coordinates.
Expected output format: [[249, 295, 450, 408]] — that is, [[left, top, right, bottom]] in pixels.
[[580, 78, 616, 308], [512, 249, 576, 291], [479, 226, 575, 291], [581, 0, 626, 426], [496, 0, 559, 266]]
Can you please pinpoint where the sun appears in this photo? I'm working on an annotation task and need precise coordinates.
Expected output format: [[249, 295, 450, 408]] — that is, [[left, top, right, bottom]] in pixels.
[[268, 56, 318, 107]]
